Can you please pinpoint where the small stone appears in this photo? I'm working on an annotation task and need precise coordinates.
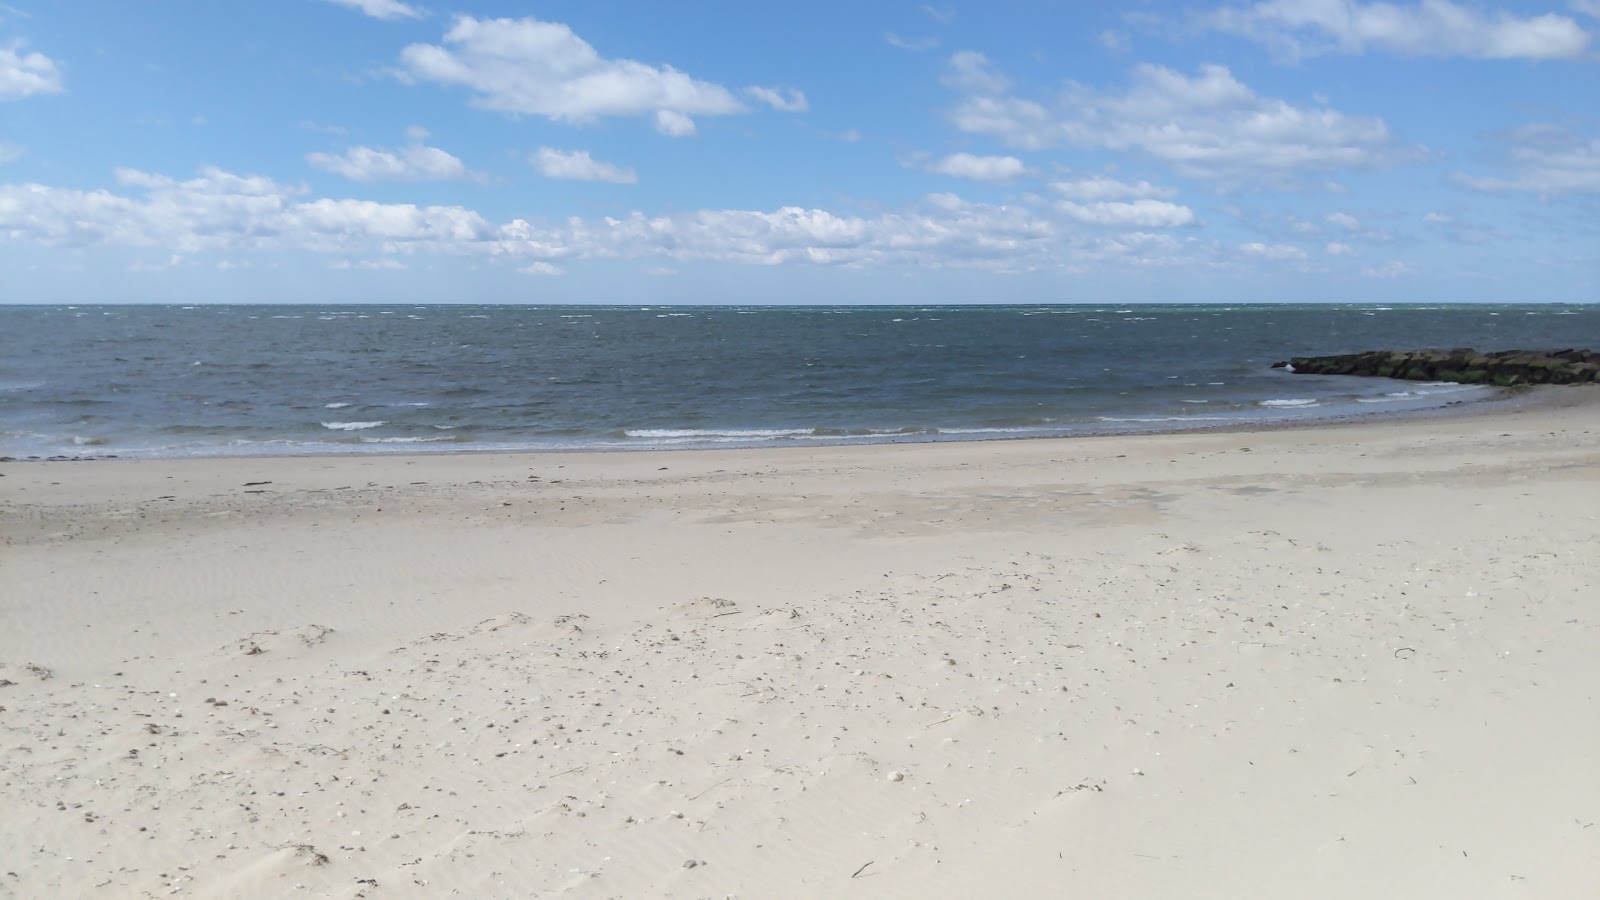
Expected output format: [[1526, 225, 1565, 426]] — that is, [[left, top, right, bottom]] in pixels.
[[683, 859, 699, 869], [887, 770, 905, 782]]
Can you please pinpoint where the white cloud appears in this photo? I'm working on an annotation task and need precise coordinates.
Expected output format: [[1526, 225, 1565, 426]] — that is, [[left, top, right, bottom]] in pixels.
[[532, 147, 637, 184], [319, 0, 423, 21], [1363, 260, 1414, 277], [1050, 175, 1176, 200], [923, 5, 957, 24], [1196, 0, 1592, 60], [331, 257, 408, 270], [887, 32, 940, 51], [1240, 241, 1308, 260], [1325, 211, 1361, 230], [745, 85, 809, 112], [1423, 211, 1452, 223], [942, 50, 1011, 95], [404, 124, 431, 141], [1, 39, 63, 99], [0, 166, 491, 253], [0, 166, 1226, 274], [925, 152, 1027, 182], [1326, 241, 1353, 255], [0, 141, 22, 164], [518, 261, 563, 275], [1100, 29, 1133, 53], [654, 110, 697, 137], [1575, 0, 1600, 18], [945, 56, 1411, 180], [307, 142, 474, 182], [1059, 199, 1197, 228], [1456, 123, 1600, 195], [399, 16, 745, 135]]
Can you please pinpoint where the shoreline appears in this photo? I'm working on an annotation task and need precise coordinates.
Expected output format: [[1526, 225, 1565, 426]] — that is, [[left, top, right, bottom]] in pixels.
[[6, 381, 1590, 465], [4, 390, 1597, 897]]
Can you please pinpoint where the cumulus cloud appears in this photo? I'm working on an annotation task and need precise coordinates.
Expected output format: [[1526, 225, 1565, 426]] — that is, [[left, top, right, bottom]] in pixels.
[[1240, 241, 1309, 260], [1058, 199, 1197, 228], [745, 85, 808, 112], [942, 50, 1011, 95], [1050, 175, 1177, 200], [307, 142, 474, 182], [945, 56, 1411, 181], [518, 261, 563, 275], [0, 166, 1229, 274], [1456, 123, 1600, 195], [1326, 241, 1353, 255], [398, 16, 747, 136], [319, 0, 423, 20], [925, 152, 1028, 182], [1325, 211, 1361, 230], [0, 166, 491, 253], [1, 39, 64, 99], [1195, 0, 1591, 60], [531, 148, 637, 184]]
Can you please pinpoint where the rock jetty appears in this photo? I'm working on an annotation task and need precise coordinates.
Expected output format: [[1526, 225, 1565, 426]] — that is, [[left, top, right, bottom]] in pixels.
[[1272, 349, 1600, 386]]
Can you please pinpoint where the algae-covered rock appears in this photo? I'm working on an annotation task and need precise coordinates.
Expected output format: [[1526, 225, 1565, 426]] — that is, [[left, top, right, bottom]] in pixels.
[[1272, 349, 1600, 385]]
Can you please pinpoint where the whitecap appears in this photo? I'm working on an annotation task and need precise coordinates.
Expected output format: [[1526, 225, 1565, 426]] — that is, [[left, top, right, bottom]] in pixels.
[[625, 428, 812, 440], [1259, 398, 1320, 408], [1098, 416, 1240, 423], [324, 402, 352, 409], [321, 421, 385, 431]]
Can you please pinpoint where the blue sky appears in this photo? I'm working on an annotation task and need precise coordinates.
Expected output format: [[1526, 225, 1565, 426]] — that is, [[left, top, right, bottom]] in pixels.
[[0, 0, 1596, 303]]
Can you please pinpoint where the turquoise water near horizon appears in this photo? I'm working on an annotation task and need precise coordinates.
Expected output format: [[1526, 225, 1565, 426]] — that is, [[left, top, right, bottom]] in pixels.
[[1, 302, 1594, 459]]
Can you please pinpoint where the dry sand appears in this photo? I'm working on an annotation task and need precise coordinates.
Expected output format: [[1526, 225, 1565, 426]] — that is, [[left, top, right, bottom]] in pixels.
[[3, 393, 1598, 898]]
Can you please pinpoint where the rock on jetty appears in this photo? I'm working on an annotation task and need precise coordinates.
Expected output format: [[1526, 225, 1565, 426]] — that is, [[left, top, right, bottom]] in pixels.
[[1272, 349, 1600, 386]]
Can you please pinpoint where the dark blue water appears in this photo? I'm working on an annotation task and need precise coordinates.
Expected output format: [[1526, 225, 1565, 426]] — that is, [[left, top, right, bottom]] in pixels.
[[0, 303, 1594, 458]]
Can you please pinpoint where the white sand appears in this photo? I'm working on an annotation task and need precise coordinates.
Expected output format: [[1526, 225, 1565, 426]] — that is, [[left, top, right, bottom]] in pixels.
[[3, 393, 1598, 898]]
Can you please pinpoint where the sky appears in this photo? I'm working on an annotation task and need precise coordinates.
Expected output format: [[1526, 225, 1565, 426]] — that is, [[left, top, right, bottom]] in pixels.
[[0, 0, 1597, 304]]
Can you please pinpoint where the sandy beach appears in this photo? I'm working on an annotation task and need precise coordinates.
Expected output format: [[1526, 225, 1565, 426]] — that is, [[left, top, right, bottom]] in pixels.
[[3, 392, 1597, 899]]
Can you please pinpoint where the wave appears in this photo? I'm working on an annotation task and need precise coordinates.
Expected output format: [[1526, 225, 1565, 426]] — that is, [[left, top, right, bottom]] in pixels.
[[625, 428, 813, 440], [1259, 398, 1320, 408], [321, 420, 385, 431], [1098, 415, 1242, 423]]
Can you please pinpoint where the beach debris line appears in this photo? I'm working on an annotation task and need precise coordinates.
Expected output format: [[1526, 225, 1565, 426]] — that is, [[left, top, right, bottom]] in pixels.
[[1272, 348, 1600, 385]]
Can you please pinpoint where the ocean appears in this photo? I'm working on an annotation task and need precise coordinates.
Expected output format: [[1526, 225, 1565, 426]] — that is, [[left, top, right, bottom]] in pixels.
[[0, 303, 1593, 459]]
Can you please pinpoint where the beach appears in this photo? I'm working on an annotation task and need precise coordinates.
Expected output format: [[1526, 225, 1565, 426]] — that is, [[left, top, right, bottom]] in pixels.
[[3, 390, 1597, 898]]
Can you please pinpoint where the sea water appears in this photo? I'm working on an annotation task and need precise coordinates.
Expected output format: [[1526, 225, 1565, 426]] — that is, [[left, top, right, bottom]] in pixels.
[[0, 303, 1592, 458]]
